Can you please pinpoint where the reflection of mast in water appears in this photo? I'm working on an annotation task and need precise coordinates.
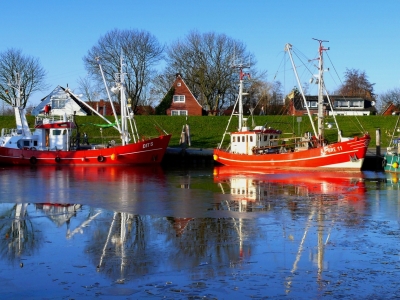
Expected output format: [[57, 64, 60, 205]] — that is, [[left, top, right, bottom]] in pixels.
[[213, 166, 367, 294], [66, 209, 102, 239], [97, 212, 134, 281], [12, 203, 28, 256], [285, 195, 342, 295], [0, 203, 39, 261]]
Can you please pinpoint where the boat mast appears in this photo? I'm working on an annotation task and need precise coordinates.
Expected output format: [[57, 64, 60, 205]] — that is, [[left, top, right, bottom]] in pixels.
[[7, 73, 31, 137], [119, 56, 128, 145], [285, 44, 318, 137], [237, 65, 250, 131], [314, 38, 329, 140], [96, 57, 122, 134]]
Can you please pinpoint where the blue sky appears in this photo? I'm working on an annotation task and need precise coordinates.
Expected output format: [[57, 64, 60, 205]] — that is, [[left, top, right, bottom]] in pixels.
[[2, 1, 399, 106]]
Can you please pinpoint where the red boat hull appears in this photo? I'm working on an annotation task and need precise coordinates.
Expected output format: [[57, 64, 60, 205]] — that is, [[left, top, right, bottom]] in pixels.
[[213, 134, 370, 170], [0, 134, 171, 166]]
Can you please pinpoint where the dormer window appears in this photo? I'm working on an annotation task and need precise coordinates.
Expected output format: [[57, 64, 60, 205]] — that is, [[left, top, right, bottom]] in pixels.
[[173, 95, 185, 102]]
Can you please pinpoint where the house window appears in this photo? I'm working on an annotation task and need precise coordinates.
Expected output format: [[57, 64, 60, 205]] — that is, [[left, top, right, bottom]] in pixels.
[[173, 95, 185, 102], [335, 100, 349, 108], [350, 100, 362, 107], [306, 101, 317, 108], [171, 110, 187, 116], [51, 99, 67, 109], [177, 83, 181, 87]]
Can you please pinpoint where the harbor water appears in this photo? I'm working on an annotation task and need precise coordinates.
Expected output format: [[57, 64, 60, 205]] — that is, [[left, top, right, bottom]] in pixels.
[[0, 165, 399, 299]]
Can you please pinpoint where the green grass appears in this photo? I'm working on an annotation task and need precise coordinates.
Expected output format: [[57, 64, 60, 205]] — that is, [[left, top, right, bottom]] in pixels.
[[0, 114, 396, 149]]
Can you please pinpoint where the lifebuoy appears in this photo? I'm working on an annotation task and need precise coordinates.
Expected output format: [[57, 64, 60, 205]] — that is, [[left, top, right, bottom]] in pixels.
[[30, 156, 37, 165], [55, 157, 61, 163], [97, 155, 105, 162]]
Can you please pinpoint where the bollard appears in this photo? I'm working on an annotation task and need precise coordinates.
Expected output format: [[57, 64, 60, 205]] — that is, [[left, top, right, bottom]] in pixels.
[[376, 128, 381, 156]]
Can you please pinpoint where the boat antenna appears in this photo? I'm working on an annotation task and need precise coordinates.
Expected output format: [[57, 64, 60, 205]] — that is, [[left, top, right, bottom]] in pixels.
[[232, 56, 251, 131], [312, 38, 329, 142]]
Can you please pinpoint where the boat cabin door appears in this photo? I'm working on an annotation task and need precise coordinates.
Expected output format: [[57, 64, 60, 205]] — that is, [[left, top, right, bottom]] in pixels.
[[45, 130, 50, 148], [50, 129, 68, 150]]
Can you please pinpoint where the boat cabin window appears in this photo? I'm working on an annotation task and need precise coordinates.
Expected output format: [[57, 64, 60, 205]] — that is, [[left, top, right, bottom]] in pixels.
[[17, 140, 30, 148], [52, 130, 62, 136], [242, 136, 245, 142], [232, 136, 236, 142], [264, 135, 268, 142], [250, 136, 253, 142]]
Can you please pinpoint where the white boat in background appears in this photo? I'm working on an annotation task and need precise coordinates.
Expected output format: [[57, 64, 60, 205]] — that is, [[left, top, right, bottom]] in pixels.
[[213, 40, 370, 170]]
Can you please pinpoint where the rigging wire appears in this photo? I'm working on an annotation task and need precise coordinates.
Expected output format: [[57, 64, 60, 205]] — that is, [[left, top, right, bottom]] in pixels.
[[325, 52, 366, 133]]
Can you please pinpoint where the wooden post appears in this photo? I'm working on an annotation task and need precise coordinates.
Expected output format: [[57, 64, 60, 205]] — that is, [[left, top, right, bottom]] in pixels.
[[179, 125, 186, 147], [376, 128, 381, 156], [185, 124, 191, 146]]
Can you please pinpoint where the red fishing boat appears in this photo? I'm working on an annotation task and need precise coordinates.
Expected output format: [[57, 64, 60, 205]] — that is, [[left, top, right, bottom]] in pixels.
[[213, 40, 370, 170], [0, 57, 171, 166]]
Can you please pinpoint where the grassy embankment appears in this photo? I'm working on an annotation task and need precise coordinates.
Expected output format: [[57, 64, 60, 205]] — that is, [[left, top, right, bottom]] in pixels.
[[0, 114, 397, 149]]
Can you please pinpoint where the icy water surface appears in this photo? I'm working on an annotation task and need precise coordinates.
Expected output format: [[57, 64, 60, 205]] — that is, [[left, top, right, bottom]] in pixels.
[[0, 165, 399, 299]]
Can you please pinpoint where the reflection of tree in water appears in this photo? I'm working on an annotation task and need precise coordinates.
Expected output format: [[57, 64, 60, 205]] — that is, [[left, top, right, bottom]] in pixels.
[[162, 217, 255, 277], [0, 204, 42, 263], [84, 211, 257, 281]]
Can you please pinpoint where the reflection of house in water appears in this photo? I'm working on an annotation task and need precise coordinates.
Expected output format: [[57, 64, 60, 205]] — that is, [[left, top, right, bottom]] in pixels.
[[167, 217, 194, 237], [35, 204, 82, 227]]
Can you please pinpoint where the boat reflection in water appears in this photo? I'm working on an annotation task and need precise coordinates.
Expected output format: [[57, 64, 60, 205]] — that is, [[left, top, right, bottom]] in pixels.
[[0, 165, 372, 298], [385, 172, 400, 190], [213, 166, 367, 294], [212, 166, 367, 213]]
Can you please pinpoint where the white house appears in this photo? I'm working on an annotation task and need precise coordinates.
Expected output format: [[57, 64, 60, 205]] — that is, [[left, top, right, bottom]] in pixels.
[[32, 86, 91, 117]]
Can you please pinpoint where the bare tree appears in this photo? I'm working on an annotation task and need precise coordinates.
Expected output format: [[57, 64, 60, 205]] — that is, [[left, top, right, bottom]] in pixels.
[[150, 72, 176, 104], [335, 68, 375, 100], [378, 88, 400, 112], [0, 48, 47, 108], [77, 75, 102, 103], [164, 30, 257, 115], [83, 29, 164, 112]]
